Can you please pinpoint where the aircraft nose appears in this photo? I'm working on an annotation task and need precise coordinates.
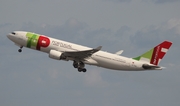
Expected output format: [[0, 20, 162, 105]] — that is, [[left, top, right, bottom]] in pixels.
[[7, 33, 11, 39], [7, 32, 15, 40]]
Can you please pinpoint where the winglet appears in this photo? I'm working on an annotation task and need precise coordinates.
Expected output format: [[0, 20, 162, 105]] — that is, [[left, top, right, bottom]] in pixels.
[[88, 46, 102, 55], [95, 46, 102, 51]]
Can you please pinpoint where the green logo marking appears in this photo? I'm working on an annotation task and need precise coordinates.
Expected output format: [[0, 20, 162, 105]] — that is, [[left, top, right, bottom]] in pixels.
[[26, 32, 40, 48]]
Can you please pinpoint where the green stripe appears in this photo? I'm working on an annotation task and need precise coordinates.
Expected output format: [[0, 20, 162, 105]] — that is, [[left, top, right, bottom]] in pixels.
[[26, 32, 39, 48]]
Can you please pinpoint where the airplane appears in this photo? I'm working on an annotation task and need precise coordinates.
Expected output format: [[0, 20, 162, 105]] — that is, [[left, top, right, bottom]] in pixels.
[[7, 31, 172, 72]]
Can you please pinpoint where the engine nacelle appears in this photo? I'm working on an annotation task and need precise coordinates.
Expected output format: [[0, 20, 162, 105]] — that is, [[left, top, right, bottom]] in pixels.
[[49, 50, 67, 60]]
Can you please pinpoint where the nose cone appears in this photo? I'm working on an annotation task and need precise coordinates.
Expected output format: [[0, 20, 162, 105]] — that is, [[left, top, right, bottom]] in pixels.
[[7, 32, 17, 42], [7, 33, 11, 39], [7, 33, 13, 41], [7, 31, 28, 45]]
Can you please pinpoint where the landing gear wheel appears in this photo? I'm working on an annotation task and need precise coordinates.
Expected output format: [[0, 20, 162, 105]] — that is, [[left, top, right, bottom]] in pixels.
[[73, 61, 78, 68], [82, 69, 87, 72], [78, 68, 82, 72], [18, 49, 22, 52], [77, 68, 87, 73], [18, 46, 23, 53], [74, 61, 87, 72]]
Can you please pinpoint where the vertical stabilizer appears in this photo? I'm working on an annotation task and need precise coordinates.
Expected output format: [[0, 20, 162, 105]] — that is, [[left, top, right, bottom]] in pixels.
[[133, 41, 172, 65]]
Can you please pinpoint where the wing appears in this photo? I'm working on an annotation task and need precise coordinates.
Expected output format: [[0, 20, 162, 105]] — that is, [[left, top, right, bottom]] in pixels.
[[62, 46, 102, 60]]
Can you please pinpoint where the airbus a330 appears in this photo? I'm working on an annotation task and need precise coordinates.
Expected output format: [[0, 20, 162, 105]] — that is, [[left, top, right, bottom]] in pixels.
[[7, 31, 172, 72]]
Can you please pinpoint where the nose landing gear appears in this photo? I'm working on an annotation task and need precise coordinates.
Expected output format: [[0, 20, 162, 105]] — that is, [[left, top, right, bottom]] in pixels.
[[18, 46, 23, 52]]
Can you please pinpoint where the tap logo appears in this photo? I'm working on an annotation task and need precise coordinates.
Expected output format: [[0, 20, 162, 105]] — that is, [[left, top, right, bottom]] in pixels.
[[26, 32, 50, 50], [37, 36, 50, 50]]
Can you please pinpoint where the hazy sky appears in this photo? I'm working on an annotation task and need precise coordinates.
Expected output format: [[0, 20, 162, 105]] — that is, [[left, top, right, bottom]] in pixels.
[[0, 0, 180, 106]]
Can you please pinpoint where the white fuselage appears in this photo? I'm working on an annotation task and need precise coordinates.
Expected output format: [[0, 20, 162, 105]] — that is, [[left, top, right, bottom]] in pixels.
[[7, 31, 148, 71]]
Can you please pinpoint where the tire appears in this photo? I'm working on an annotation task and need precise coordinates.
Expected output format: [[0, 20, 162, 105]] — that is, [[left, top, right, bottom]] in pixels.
[[82, 69, 87, 72], [18, 49, 22, 52], [78, 68, 82, 72]]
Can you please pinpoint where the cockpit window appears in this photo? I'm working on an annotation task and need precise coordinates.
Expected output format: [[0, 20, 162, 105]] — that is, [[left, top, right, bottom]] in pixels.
[[11, 32, 16, 35]]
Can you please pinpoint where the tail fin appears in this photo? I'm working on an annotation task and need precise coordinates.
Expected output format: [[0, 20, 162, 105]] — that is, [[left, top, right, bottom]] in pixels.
[[133, 41, 172, 65]]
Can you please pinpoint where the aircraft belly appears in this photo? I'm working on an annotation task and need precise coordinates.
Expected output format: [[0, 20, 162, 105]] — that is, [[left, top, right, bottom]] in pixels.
[[93, 55, 144, 71], [93, 57, 125, 70]]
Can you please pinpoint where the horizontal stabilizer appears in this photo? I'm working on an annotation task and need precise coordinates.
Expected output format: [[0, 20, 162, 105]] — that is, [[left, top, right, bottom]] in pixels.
[[142, 64, 162, 70], [115, 50, 124, 55]]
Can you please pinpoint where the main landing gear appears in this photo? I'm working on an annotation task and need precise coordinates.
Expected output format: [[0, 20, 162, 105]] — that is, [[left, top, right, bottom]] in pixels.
[[18, 46, 23, 52], [73, 61, 87, 72], [78, 68, 87, 73]]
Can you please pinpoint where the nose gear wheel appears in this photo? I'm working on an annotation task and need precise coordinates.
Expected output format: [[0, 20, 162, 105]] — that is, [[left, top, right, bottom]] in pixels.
[[18, 46, 23, 52]]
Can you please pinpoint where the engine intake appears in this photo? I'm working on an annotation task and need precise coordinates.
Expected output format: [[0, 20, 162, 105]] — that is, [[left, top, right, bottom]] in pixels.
[[49, 50, 67, 60]]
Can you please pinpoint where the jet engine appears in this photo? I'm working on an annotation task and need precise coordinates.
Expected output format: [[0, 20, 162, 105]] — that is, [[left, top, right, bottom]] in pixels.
[[49, 50, 67, 60]]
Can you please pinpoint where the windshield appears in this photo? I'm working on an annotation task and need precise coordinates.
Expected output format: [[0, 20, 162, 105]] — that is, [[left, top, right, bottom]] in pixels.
[[11, 32, 16, 35]]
